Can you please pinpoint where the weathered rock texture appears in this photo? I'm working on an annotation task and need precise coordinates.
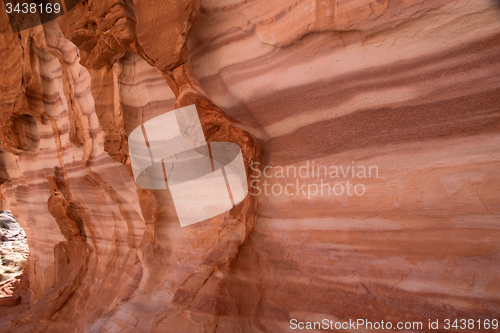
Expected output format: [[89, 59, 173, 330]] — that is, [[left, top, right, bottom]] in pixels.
[[0, 210, 28, 284], [0, 0, 499, 332]]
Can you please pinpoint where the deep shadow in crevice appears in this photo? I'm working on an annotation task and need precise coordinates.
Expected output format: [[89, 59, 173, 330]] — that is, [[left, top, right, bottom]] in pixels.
[[6, 114, 40, 155]]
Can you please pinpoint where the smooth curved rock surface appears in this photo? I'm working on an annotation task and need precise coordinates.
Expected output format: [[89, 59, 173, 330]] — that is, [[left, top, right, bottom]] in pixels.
[[0, 0, 499, 332]]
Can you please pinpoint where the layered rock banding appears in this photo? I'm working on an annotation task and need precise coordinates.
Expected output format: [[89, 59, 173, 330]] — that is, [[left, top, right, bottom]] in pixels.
[[0, 0, 499, 332]]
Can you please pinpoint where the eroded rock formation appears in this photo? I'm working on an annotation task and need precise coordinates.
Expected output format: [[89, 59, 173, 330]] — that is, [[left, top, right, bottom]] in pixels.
[[0, 0, 499, 332]]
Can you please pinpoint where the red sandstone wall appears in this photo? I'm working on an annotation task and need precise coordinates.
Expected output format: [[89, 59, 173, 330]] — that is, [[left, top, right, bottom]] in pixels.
[[0, 0, 499, 332]]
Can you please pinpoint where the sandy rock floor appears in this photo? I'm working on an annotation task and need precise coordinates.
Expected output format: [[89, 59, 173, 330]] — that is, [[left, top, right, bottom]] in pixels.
[[0, 211, 28, 285]]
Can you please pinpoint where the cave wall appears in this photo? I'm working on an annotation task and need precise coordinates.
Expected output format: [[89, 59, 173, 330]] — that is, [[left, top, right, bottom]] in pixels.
[[0, 0, 499, 332]]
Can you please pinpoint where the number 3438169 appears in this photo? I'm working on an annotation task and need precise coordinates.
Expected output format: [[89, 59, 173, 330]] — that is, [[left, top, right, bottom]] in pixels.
[[5, 2, 61, 14], [443, 319, 498, 330]]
